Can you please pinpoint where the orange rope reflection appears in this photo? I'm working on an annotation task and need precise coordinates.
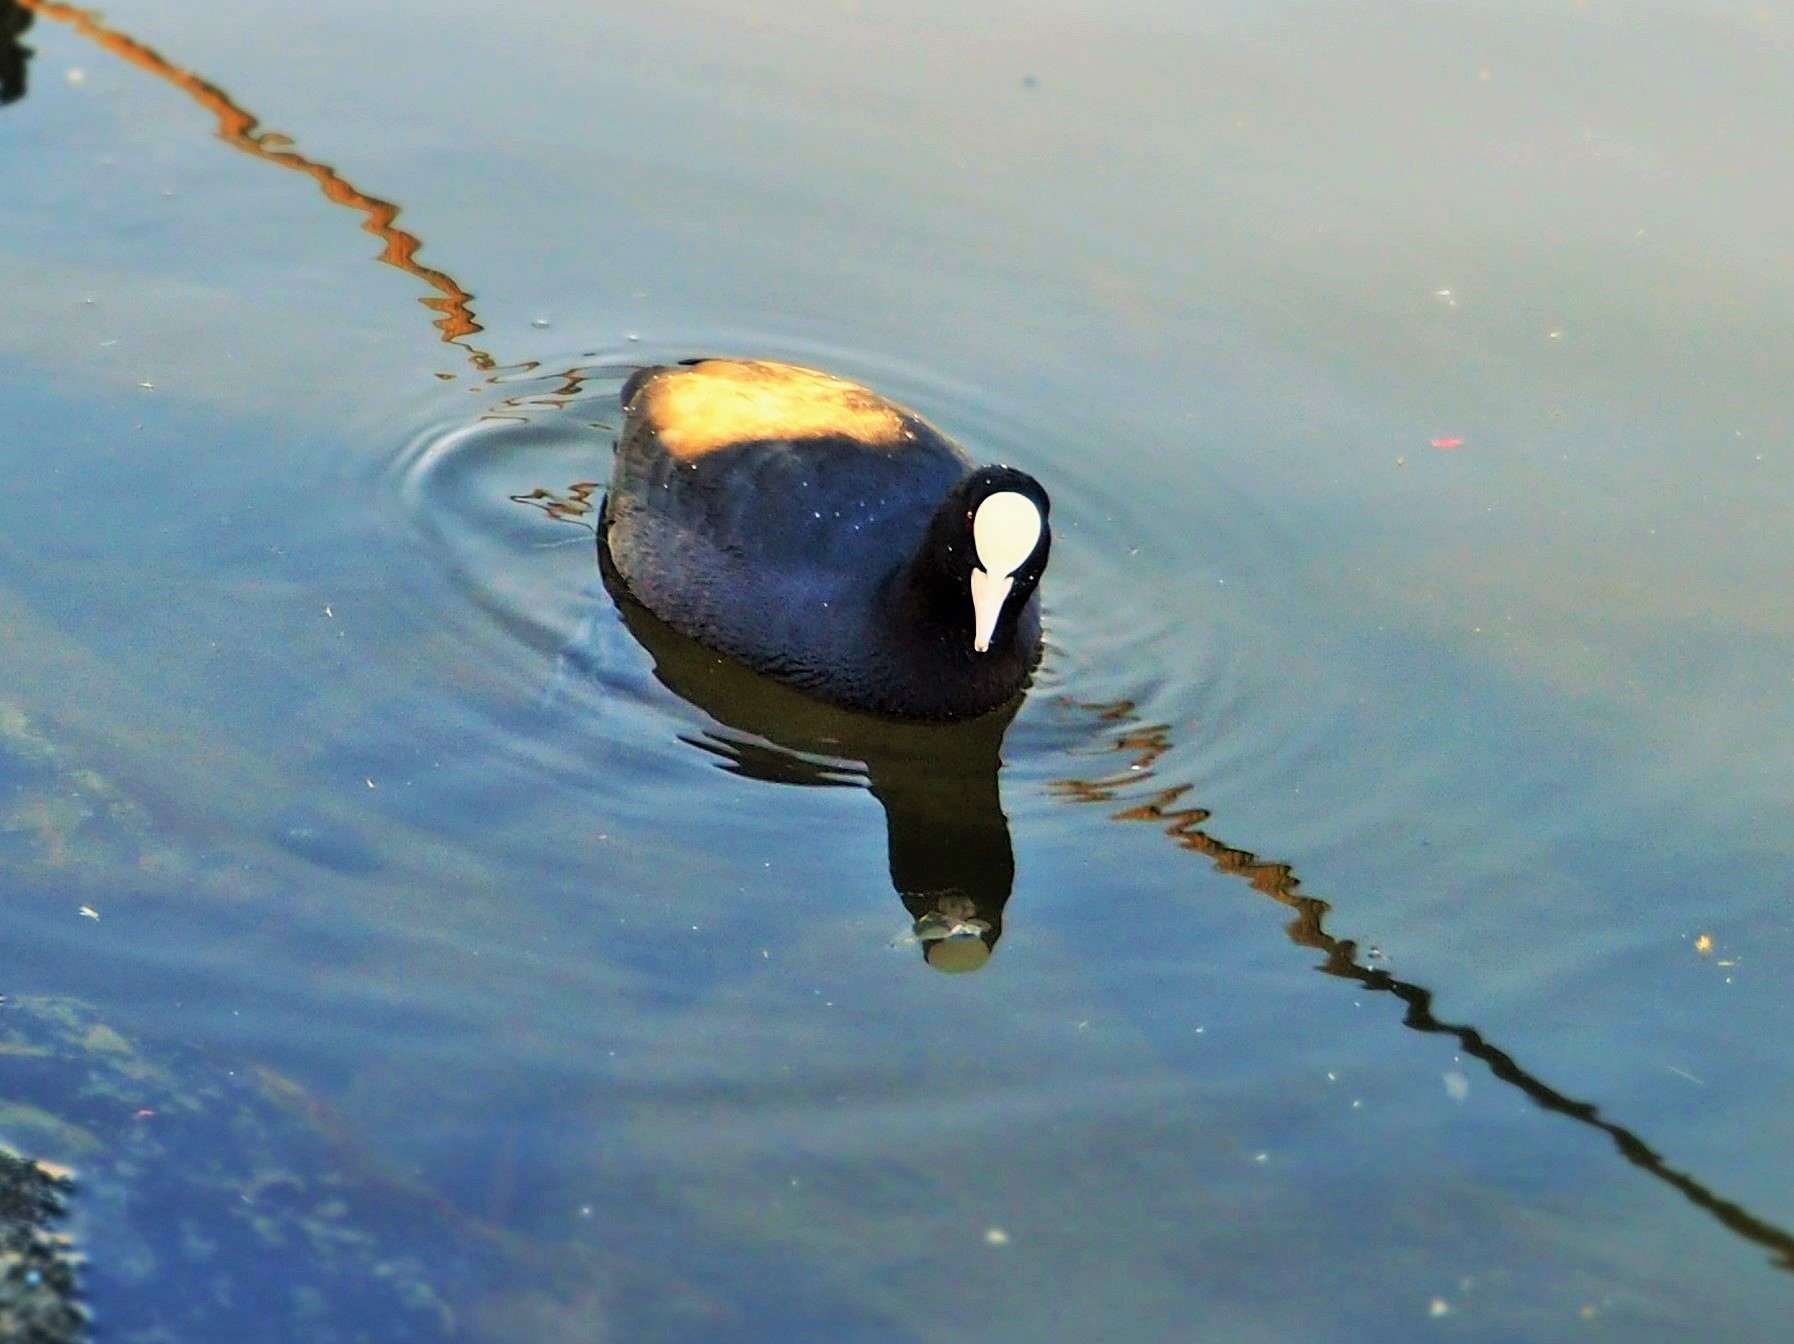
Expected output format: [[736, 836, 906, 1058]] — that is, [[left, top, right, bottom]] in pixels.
[[1055, 696, 1794, 1273], [21, 0, 492, 369]]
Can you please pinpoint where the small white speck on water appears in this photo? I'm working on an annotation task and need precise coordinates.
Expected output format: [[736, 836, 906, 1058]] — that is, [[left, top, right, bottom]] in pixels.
[[1429, 1298, 1451, 1318], [67, 68, 87, 85], [1443, 1071, 1470, 1101], [79, 906, 100, 920], [1253, 1152, 1269, 1164], [579, 1205, 594, 1218], [984, 1227, 1010, 1246], [140, 381, 155, 390], [531, 318, 551, 328], [1326, 1071, 1337, 1082], [626, 332, 640, 342], [1351, 1099, 1363, 1109], [365, 778, 376, 789]]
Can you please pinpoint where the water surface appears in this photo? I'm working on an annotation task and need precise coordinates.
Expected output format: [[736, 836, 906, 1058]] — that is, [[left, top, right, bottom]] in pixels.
[[3, 1, 1793, 1339]]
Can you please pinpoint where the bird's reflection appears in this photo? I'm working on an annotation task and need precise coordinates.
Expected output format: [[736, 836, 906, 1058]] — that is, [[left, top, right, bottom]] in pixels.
[[598, 539, 1019, 972], [1, 0, 32, 106]]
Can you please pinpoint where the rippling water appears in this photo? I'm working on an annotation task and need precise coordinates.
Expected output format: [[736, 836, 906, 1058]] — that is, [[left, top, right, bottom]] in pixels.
[[3, 0, 1793, 1339]]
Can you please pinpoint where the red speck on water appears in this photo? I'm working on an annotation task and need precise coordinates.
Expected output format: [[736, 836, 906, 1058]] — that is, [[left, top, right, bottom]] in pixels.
[[1430, 437, 1464, 450]]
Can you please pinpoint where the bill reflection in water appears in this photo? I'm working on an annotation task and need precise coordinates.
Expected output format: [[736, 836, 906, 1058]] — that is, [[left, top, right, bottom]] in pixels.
[[598, 539, 1020, 973]]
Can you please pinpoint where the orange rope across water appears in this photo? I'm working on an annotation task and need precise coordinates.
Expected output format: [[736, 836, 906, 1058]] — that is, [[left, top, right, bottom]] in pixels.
[[21, 0, 492, 368]]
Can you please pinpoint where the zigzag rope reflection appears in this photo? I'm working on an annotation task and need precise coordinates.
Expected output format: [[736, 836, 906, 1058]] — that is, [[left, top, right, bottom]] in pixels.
[[19, 0, 493, 369], [1056, 697, 1794, 1273]]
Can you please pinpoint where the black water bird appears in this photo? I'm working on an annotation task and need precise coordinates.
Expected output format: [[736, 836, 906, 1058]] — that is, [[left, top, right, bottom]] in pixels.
[[603, 359, 1051, 720]]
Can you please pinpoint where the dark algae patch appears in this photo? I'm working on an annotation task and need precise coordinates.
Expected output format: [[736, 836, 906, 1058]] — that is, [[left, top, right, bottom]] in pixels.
[[0, 996, 537, 1342], [0, 995, 727, 1340], [0, 1148, 83, 1344]]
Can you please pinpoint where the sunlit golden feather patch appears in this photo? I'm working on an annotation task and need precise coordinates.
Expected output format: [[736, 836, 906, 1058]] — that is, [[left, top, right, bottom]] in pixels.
[[633, 360, 909, 457]]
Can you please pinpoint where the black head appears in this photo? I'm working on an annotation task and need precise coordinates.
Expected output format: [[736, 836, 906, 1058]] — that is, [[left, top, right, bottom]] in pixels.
[[911, 465, 1052, 657]]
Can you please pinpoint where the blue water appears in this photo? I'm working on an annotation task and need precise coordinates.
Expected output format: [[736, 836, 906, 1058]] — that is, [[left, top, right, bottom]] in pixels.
[[3, 1, 1792, 1339]]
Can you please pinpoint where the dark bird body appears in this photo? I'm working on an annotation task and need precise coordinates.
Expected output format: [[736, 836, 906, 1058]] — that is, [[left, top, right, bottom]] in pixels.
[[602, 360, 1050, 719]]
